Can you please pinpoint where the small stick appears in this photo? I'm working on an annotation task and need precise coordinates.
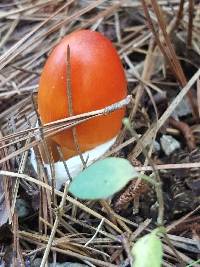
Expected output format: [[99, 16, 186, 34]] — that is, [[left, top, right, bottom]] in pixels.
[[57, 145, 72, 182], [84, 218, 105, 247], [169, 117, 195, 151], [0, 96, 132, 165], [0, 170, 123, 234], [0, 95, 132, 145], [123, 118, 164, 226], [66, 45, 85, 219], [174, 0, 185, 28], [40, 182, 69, 267], [187, 0, 194, 48]]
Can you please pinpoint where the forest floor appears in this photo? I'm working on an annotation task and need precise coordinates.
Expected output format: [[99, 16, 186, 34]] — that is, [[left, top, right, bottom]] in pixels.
[[0, 1, 200, 266]]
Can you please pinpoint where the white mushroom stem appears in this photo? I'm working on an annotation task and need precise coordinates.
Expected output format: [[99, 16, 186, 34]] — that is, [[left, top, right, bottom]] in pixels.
[[31, 136, 117, 189]]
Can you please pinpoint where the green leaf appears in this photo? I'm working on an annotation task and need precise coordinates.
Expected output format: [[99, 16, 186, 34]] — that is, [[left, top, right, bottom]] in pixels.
[[69, 157, 138, 199], [131, 229, 163, 267]]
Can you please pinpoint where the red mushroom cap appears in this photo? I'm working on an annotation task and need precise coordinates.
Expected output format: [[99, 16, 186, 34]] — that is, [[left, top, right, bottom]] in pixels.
[[38, 30, 127, 160]]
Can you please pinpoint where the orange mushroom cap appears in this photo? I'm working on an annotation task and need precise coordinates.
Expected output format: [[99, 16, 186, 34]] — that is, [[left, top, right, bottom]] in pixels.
[[38, 30, 127, 159]]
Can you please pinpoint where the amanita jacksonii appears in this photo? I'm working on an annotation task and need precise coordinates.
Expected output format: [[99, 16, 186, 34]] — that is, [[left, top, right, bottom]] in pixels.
[[31, 30, 127, 189]]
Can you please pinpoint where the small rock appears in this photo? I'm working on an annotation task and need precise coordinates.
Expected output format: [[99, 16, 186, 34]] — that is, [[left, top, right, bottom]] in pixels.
[[160, 135, 181, 156], [173, 98, 192, 118]]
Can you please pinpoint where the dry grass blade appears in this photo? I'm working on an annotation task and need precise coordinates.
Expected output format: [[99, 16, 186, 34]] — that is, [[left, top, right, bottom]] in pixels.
[[0, 96, 131, 164], [151, 0, 187, 85], [142, 0, 198, 117], [0, 0, 107, 71], [175, 0, 185, 28], [40, 182, 69, 267], [187, 0, 194, 47], [0, 0, 57, 20], [132, 68, 200, 158], [197, 78, 200, 117], [0, 170, 123, 235], [0, 1, 74, 69]]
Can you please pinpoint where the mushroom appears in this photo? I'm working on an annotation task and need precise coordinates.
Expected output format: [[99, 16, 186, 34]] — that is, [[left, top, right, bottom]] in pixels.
[[31, 30, 127, 189]]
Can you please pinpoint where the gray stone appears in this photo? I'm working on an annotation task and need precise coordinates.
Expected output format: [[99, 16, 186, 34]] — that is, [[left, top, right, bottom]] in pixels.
[[173, 98, 192, 118], [160, 135, 181, 156]]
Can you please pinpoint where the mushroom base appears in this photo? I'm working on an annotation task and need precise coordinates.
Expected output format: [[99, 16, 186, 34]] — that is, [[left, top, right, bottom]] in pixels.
[[30, 136, 117, 189]]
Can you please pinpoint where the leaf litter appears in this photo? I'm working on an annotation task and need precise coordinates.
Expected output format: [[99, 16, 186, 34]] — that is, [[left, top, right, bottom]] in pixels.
[[0, 1, 200, 266]]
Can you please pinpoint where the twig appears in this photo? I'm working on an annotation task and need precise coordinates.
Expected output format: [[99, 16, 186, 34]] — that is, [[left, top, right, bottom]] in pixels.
[[164, 233, 186, 265], [197, 79, 200, 117], [56, 146, 72, 182], [169, 117, 196, 151], [134, 161, 200, 171], [174, 0, 184, 28], [0, 96, 131, 146], [51, 246, 117, 267], [187, 0, 194, 48], [40, 182, 69, 267], [0, 170, 123, 234], [84, 218, 105, 247], [0, 96, 131, 164], [31, 94, 56, 211], [131, 68, 200, 158], [166, 205, 200, 233], [0, 0, 105, 70], [142, 0, 198, 117], [66, 45, 86, 168], [123, 119, 164, 225], [11, 134, 31, 216]]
